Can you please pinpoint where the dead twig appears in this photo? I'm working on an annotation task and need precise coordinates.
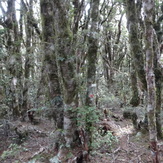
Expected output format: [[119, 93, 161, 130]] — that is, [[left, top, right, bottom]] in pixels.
[[113, 146, 121, 154], [29, 146, 45, 160]]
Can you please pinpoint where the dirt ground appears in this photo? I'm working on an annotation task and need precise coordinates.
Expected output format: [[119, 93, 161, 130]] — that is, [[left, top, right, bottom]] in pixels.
[[0, 107, 163, 163]]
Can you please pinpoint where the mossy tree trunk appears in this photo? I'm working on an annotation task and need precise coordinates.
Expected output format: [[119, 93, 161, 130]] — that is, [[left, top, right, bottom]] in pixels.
[[130, 61, 140, 106], [143, 0, 160, 162], [153, 3, 163, 139], [54, 1, 79, 147], [2, 0, 23, 119], [21, 0, 34, 121], [125, 0, 147, 94], [85, 0, 99, 107], [40, 0, 64, 147], [153, 31, 163, 139], [85, 0, 100, 150]]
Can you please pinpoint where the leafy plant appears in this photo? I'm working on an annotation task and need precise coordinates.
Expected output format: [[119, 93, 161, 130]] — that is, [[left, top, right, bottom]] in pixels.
[[76, 106, 100, 129], [1, 143, 27, 160], [92, 131, 118, 150]]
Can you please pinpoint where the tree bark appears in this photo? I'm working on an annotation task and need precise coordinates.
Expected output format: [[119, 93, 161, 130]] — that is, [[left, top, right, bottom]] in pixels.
[[54, 1, 78, 147], [143, 0, 160, 162], [153, 3, 163, 139], [153, 30, 163, 139], [125, 0, 147, 91], [21, 0, 34, 121], [4, 0, 23, 119], [40, 0, 64, 131], [85, 0, 100, 150], [85, 0, 99, 107], [130, 61, 140, 106]]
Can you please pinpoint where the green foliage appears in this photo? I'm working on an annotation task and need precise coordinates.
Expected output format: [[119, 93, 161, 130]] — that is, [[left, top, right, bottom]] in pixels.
[[57, 56, 65, 61], [13, 161, 20, 163], [1, 144, 28, 160], [50, 96, 63, 107], [0, 28, 5, 35], [92, 131, 118, 150], [99, 94, 119, 106], [28, 107, 46, 113], [0, 104, 9, 118], [114, 0, 123, 3], [76, 106, 100, 129], [123, 105, 134, 111], [28, 159, 37, 163]]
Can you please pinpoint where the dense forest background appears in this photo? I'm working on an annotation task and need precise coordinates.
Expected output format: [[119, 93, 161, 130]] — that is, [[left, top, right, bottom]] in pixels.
[[0, 0, 163, 162]]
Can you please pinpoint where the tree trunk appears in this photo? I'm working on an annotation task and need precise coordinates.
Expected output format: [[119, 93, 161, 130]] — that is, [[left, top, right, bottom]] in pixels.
[[21, 0, 33, 121], [85, 0, 99, 150], [153, 3, 163, 139], [125, 0, 147, 91], [40, 1, 64, 149], [54, 1, 78, 147], [153, 30, 162, 139], [143, 0, 160, 162], [4, 0, 22, 119], [130, 61, 140, 106], [85, 0, 99, 107]]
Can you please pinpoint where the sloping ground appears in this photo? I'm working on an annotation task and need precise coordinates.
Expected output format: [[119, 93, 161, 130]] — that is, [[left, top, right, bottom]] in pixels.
[[90, 109, 163, 163], [0, 119, 56, 163], [0, 108, 163, 163]]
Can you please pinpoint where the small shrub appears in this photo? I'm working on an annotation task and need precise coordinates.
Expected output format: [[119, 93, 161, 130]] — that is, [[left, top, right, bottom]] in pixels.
[[1, 144, 21, 160], [1, 143, 27, 160], [92, 131, 118, 150]]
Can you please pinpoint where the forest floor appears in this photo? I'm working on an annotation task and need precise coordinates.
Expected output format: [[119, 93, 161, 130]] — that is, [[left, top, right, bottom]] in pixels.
[[0, 105, 163, 163]]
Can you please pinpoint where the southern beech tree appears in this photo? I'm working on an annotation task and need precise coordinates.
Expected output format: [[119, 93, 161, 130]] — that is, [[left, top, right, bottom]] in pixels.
[[153, 1, 163, 139], [153, 30, 163, 139], [0, 0, 41, 120], [53, 1, 79, 148], [21, 0, 35, 121], [85, 0, 100, 149], [125, 0, 147, 106], [143, 0, 159, 162], [0, 0, 163, 162], [40, 0, 82, 149], [40, 0, 63, 149], [101, 1, 127, 99], [0, 0, 22, 119]]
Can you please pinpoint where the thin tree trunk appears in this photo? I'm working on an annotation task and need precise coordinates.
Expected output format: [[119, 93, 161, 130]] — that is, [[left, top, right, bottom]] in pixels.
[[21, 0, 33, 121], [102, 32, 114, 88], [143, 0, 160, 162], [85, 0, 99, 150], [153, 30, 162, 139]]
